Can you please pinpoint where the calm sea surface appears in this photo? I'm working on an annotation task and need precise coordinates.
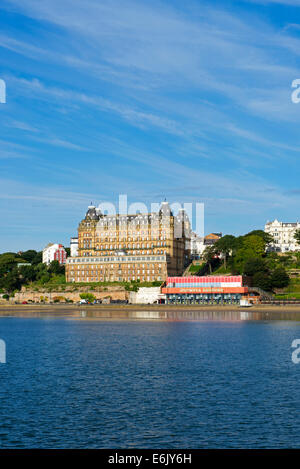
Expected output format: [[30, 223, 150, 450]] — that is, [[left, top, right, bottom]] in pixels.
[[0, 314, 300, 448]]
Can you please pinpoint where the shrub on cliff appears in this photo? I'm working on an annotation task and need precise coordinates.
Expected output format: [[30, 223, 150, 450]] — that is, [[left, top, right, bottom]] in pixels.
[[79, 293, 96, 302]]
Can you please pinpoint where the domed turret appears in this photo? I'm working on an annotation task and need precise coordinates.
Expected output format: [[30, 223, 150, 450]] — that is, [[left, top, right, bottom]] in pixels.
[[85, 203, 100, 221], [159, 200, 173, 217]]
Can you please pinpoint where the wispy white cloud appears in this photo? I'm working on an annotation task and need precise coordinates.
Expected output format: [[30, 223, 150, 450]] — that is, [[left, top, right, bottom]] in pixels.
[[6, 120, 38, 132], [9, 76, 185, 136], [0, 150, 29, 159], [3, 0, 300, 127], [31, 136, 90, 151], [283, 23, 300, 31], [247, 0, 300, 6], [1, 0, 300, 246], [3, 0, 299, 93]]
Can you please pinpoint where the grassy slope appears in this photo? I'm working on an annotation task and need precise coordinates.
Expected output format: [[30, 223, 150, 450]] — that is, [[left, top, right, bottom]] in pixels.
[[274, 278, 300, 299]]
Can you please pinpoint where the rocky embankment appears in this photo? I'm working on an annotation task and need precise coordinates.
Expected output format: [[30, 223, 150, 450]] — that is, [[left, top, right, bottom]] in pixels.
[[10, 284, 128, 303]]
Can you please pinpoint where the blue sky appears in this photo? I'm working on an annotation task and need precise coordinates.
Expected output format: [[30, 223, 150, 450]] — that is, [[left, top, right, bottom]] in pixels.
[[0, 0, 300, 252]]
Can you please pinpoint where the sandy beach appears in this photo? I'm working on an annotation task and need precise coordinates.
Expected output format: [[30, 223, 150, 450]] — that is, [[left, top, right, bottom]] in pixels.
[[0, 303, 300, 320]]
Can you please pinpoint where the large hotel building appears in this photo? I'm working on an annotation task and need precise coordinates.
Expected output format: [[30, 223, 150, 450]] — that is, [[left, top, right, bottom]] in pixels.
[[66, 202, 191, 283]]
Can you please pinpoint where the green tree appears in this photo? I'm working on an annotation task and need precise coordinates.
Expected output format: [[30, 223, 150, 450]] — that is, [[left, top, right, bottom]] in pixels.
[[39, 273, 51, 284], [270, 268, 290, 289], [35, 263, 47, 278], [48, 260, 65, 275], [252, 272, 272, 291], [0, 269, 22, 293], [20, 250, 38, 263], [265, 252, 280, 270], [234, 247, 255, 274], [243, 258, 267, 276], [214, 235, 236, 269], [245, 230, 274, 246], [294, 229, 300, 246], [234, 236, 245, 251], [243, 235, 266, 257], [202, 246, 216, 274], [32, 252, 42, 265], [0, 253, 19, 275], [18, 265, 36, 283]]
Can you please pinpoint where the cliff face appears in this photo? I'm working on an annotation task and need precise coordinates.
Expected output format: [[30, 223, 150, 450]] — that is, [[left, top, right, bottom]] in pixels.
[[13, 285, 128, 303]]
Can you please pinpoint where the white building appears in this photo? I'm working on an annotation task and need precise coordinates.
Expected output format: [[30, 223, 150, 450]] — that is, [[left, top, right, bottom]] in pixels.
[[129, 287, 165, 304], [190, 232, 206, 258], [70, 237, 78, 257], [42, 243, 67, 265], [265, 219, 300, 252], [190, 232, 222, 259]]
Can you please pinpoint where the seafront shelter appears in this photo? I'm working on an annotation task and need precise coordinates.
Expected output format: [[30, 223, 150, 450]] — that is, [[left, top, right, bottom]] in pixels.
[[162, 276, 250, 305]]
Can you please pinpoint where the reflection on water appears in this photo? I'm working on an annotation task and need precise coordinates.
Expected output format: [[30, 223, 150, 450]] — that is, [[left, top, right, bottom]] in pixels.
[[1, 308, 300, 321], [1, 317, 300, 448], [77, 309, 300, 321]]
